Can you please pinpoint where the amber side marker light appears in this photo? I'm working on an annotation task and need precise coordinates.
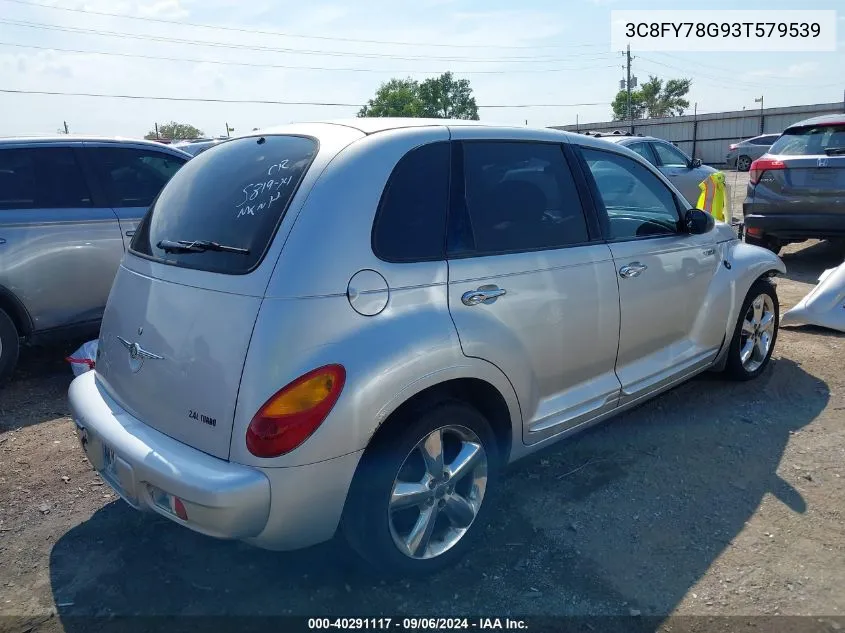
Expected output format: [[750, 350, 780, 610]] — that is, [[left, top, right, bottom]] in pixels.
[[246, 364, 346, 458]]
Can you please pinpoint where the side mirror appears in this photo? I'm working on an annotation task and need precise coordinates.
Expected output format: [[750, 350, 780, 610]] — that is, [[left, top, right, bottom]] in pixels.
[[685, 208, 715, 234], [690, 158, 703, 168]]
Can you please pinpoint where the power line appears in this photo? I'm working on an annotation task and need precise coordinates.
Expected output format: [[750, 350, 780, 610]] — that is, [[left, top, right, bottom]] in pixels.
[[0, 88, 611, 109], [0, 41, 621, 75], [0, 18, 613, 64], [638, 54, 842, 90], [0, 0, 604, 51]]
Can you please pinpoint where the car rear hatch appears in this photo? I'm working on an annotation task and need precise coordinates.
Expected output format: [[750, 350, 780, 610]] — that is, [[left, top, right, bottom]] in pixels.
[[94, 132, 331, 460], [750, 122, 845, 214]]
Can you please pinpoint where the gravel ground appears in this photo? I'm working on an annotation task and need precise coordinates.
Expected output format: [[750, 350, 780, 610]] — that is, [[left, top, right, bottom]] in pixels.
[[1, 173, 844, 632]]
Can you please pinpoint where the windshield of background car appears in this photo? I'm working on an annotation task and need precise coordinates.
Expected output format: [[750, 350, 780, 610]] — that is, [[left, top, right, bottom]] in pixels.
[[768, 124, 845, 156], [130, 135, 318, 274]]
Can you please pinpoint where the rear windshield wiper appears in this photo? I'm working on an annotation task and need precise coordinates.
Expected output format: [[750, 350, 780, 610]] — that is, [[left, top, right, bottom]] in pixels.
[[157, 239, 250, 255], [823, 147, 845, 155]]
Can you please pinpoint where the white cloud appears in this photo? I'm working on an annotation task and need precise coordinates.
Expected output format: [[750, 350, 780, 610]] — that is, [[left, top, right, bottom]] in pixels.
[[137, 0, 190, 20], [744, 62, 820, 80]]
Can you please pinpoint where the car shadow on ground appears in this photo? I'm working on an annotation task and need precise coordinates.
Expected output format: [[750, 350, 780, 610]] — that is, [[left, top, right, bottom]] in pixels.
[[49, 357, 827, 629], [1, 340, 85, 432], [780, 240, 843, 285]]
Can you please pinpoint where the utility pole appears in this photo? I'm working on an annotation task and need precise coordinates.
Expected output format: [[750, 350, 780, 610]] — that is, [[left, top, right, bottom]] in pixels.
[[754, 96, 764, 134], [63, 121, 69, 134], [620, 45, 636, 133], [155, 122, 160, 140]]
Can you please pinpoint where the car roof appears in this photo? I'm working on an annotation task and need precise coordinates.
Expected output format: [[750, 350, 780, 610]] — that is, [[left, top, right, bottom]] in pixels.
[[0, 135, 191, 156], [785, 113, 845, 130], [254, 118, 534, 138], [582, 133, 660, 144]]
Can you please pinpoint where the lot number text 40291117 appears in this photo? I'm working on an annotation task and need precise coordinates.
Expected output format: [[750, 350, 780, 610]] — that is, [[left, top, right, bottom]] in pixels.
[[307, 618, 528, 630]]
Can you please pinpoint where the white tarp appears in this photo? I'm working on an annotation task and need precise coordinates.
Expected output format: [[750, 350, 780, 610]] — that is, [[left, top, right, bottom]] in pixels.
[[781, 260, 845, 333], [66, 339, 98, 376]]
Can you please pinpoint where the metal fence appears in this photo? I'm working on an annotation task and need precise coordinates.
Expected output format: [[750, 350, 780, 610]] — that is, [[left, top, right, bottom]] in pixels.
[[551, 101, 845, 166]]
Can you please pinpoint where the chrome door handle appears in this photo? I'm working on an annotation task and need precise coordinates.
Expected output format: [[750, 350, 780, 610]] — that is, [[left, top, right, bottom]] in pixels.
[[125, 230, 135, 237], [619, 262, 648, 278], [461, 285, 507, 306], [0, 238, 6, 245]]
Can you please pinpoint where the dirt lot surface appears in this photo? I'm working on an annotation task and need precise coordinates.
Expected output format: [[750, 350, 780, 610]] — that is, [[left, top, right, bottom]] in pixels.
[[2, 173, 844, 631]]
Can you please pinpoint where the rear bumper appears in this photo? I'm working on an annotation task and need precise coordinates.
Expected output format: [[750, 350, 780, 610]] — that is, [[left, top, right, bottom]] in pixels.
[[68, 371, 362, 550], [742, 211, 845, 240]]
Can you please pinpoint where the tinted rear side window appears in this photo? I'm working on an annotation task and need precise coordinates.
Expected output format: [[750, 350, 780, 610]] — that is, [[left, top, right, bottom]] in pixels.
[[0, 147, 91, 210], [372, 142, 450, 262], [89, 147, 185, 208], [769, 124, 845, 155], [131, 135, 318, 274]]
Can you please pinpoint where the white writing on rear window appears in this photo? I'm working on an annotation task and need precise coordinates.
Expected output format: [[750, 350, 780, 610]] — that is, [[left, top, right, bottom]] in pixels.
[[235, 159, 294, 218]]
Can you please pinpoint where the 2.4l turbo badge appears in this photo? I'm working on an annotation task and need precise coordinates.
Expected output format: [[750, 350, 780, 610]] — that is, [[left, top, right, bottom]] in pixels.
[[189, 410, 217, 427]]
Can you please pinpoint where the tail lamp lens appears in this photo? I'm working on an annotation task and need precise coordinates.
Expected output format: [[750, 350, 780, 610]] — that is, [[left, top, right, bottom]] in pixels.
[[246, 364, 346, 458], [749, 158, 785, 185]]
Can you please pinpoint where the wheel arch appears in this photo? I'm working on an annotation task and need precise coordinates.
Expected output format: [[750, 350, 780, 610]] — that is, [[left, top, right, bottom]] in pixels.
[[368, 374, 518, 466], [0, 285, 33, 338]]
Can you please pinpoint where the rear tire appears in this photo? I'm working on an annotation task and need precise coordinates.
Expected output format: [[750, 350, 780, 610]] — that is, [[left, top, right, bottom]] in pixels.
[[0, 308, 20, 386], [737, 155, 752, 172], [724, 279, 779, 381], [342, 400, 500, 577]]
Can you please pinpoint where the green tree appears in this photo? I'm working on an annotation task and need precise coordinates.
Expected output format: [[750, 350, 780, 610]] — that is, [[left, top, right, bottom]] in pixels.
[[418, 72, 479, 120], [358, 78, 423, 117], [358, 73, 479, 119], [611, 75, 691, 120], [145, 121, 204, 140], [611, 90, 645, 121]]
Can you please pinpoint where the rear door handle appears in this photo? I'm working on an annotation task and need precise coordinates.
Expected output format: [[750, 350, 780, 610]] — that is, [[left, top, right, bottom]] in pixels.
[[125, 230, 135, 237], [619, 262, 648, 278], [0, 238, 6, 245], [461, 285, 507, 306]]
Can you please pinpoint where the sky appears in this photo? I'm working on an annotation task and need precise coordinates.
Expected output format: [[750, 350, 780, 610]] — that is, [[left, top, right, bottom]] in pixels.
[[0, 0, 842, 137]]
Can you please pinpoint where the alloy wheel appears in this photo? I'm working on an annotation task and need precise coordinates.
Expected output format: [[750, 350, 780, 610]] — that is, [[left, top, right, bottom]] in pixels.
[[740, 293, 776, 373], [388, 425, 488, 560]]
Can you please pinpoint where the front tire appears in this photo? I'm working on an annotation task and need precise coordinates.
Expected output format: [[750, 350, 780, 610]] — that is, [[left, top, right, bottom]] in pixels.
[[724, 279, 779, 381], [737, 155, 752, 172], [342, 400, 499, 577], [0, 308, 20, 386]]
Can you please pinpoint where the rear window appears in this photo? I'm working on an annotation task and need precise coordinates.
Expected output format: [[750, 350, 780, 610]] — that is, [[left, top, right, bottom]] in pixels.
[[130, 135, 318, 274], [769, 124, 845, 156]]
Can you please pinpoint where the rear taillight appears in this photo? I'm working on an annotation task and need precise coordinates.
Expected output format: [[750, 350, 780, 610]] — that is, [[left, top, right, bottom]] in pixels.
[[749, 157, 786, 185], [246, 364, 346, 458], [729, 144, 738, 151]]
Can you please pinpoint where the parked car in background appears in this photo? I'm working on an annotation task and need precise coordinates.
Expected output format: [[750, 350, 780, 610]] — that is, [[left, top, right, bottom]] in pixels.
[[590, 131, 719, 208], [172, 138, 229, 157], [726, 134, 781, 171], [69, 119, 783, 576], [743, 114, 845, 253], [0, 137, 189, 383]]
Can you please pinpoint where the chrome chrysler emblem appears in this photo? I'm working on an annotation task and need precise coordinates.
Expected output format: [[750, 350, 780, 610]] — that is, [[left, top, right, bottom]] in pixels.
[[117, 336, 163, 372]]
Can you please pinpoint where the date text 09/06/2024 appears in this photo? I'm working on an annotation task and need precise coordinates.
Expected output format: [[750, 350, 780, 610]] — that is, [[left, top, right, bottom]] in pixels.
[[307, 618, 528, 630]]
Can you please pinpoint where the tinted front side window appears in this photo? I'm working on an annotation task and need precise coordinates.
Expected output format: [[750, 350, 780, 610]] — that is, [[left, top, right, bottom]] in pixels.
[[131, 135, 318, 274], [457, 142, 589, 256], [0, 147, 91, 210], [769, 125, 845, 155], [372, 142, 450, 262], [582, 147, 680, 240], [90, 148, 185, 208], [652, 143, 690, 167]]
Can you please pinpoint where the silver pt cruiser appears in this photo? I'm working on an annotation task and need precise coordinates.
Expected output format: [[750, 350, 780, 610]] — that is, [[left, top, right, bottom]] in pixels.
[[69, 118, 785, 575]]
